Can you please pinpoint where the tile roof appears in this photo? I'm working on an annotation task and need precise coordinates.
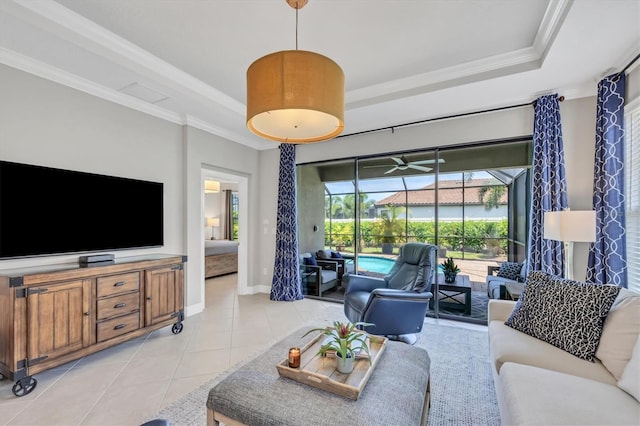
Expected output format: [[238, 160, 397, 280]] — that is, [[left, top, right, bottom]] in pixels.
[[374, 179, 508, 206]]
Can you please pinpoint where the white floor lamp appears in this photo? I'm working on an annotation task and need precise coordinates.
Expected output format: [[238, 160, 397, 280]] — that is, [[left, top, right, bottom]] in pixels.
[[543, 210, 596, 280]]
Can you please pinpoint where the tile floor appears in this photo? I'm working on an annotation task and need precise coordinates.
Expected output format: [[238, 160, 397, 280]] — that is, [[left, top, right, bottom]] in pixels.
[[0, 273, 485, 425]]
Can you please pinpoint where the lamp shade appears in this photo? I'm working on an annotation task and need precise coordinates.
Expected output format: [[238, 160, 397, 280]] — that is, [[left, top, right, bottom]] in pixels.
[[207, 217, 220, 227], [247, 50, 344, 143], [544, 210, 596, 242], [204, 180, 220, 193]]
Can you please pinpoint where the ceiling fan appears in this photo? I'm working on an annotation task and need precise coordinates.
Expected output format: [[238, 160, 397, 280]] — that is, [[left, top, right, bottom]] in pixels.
[[363, 156, 444, 174]]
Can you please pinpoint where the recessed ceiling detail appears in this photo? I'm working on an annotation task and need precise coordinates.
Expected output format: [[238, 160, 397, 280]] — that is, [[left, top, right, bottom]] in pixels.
[[0, 0, 638, 150]]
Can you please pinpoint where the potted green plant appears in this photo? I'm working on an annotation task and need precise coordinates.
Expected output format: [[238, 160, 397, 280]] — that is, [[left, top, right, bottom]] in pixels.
[[441, 257, 460, 283], [378, 204, 403, 254], [303, 320, 373, 374]]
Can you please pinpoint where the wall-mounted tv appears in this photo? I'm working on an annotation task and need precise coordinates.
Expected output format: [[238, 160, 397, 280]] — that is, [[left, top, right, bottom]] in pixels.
[[0, 160, 164, 259]]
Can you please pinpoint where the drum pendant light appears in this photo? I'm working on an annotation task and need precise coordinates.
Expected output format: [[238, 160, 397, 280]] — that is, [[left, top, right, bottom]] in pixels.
[[246, 0, 344, 143]]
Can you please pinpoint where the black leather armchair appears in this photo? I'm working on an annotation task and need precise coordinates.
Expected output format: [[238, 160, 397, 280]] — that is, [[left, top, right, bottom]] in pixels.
[[343, 243, 437, 344]]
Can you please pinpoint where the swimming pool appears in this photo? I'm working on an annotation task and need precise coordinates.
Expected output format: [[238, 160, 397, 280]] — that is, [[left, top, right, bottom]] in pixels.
[[356, 255, 445, 275], [357, 255, 396, 274]]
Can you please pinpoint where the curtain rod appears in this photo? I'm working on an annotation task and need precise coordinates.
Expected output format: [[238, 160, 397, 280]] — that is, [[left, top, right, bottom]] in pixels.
[[338, 96, 564, 139], [618, 52, 640, 76]]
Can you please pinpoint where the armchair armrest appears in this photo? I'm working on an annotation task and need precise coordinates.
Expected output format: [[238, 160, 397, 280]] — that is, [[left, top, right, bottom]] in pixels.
[[486, 275, 520, 285], [488, 299, 517, 322], [487, 265, 500, 275], [316, 259, 340, 271], [300, 264, 320, 281], [371, 288, 433, 300], [345, 275, 387, 294], [301, 264, 320, 274]]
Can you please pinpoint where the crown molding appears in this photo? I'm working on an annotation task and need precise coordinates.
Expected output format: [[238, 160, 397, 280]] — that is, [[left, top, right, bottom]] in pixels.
[[346, 46, 541, 108], [0, 47, 183, 124], [3, 0, 246, 115], [185, 116, 272, 150], [0, 48, 272, 150], [345, 0, 571, 109], [533, 0, 574, 62]]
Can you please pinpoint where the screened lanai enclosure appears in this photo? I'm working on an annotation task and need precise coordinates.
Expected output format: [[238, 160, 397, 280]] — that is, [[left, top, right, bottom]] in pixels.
[[297, 139, 532, 324]]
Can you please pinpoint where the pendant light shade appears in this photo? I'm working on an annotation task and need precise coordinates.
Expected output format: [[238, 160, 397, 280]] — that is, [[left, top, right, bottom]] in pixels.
[[246, 1, 344, 143]]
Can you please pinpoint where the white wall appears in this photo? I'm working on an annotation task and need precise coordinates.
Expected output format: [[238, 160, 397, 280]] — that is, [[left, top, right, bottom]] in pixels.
[[0, 64, 184, 269], [0, 65, 267, 318], [183, 125, 265, 312]]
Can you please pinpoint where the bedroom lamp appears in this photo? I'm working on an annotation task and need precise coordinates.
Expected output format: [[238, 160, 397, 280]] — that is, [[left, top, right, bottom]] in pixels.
[[246, 0, 344, 144], [207, 217, 220, 240], [544, 209, 596, 280], [204, 180, 220, 193]]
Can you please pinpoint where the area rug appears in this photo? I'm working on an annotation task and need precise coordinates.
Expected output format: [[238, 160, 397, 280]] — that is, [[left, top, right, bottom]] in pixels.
[[435, 290, 489, 321], [151, 305, 500, 425], [321, 288, 490, 322]]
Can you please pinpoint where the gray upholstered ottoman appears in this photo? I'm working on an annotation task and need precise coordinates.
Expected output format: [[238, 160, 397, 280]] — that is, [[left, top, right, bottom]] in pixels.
[[206, 326, 431, 426]]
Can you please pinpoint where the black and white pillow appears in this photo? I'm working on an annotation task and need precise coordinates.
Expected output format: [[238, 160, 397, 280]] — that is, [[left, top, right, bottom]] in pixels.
[[497, 262, 522, 281], [505, 271, 621, 361]]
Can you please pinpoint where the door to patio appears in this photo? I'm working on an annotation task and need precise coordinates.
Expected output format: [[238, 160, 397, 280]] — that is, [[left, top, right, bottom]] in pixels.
[[296, 139, 531, 324]]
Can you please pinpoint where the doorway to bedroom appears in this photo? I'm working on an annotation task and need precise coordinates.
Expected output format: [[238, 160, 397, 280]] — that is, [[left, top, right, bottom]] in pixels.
[[201, 167, 248, 299]]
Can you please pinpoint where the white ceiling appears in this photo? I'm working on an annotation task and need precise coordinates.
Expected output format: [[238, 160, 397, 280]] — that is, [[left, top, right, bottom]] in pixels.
[[1, 0, 639, 150]]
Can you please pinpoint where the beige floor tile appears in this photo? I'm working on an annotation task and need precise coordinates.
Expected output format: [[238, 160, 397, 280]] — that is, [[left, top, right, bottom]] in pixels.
[[80, 380, 169, 426], [172, 348, 230, 379], [160, 373, 217, 408], [0, 272, 486, 425], [186, 329, 232, 352], [74, 340, 143, 366], [113, 353, 182, 387]]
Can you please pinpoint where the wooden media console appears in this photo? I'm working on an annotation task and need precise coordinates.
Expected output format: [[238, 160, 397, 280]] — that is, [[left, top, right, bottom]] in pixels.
[[0, 254, 186, 397]]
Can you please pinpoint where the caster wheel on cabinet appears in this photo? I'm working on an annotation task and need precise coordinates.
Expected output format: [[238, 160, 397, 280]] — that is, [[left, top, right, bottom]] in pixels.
[[171, 323, 183, 334], [12, 377, 37, 397]]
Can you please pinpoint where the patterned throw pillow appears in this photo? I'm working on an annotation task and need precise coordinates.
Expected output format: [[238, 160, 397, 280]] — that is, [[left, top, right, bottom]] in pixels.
[[505, 271, 621, 361], [497, 262, 522, 281]]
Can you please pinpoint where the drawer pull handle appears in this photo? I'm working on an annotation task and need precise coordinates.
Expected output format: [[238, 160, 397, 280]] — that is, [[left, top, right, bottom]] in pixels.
[[114, 303, 126, 309], [114, 281, 125, 287], [114, 324, 126, 330]]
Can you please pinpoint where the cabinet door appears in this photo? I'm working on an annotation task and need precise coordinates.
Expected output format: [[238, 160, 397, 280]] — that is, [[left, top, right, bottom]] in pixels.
[[144, 265, 184, 326], [27, 279, 91, 364]]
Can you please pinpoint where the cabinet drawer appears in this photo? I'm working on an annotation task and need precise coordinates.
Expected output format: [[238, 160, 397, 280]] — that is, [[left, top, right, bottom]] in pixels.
[[97, 272, 140, 298], [96, 312, 140, 342], [96, 292, 140, 320]]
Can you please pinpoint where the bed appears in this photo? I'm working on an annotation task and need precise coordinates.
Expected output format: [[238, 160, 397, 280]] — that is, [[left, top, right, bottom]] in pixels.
[[205, 239, 239, 278]]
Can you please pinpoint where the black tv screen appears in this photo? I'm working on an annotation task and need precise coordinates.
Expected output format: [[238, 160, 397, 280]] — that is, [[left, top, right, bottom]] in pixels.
[[0, 160, 164, 259]]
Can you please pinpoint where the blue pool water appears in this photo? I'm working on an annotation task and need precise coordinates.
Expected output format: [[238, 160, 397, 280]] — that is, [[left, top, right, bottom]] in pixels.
[[357, 255, 396, 274], [356, 255, 446, 275]]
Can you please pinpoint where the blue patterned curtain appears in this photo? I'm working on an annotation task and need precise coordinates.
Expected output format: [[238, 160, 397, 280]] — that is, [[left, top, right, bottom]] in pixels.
[[527, 95, 568, 277], [587, 73, 627, 287], [270, 144, 303, 301]]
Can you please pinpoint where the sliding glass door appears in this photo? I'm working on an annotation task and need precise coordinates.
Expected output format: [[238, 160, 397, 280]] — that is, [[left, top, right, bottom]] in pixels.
[[296, 139, 532, 324]]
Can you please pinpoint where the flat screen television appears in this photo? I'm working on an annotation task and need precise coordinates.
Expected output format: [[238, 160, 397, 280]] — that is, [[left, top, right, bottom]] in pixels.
[[0, 160, 164, 259]]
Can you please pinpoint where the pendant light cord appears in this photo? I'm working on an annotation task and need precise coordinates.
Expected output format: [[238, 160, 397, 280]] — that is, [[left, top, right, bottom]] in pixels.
[[295, 5, 299, 50]]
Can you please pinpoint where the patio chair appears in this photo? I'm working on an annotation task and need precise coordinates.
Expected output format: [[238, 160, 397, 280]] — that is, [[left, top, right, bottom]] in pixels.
[[299, 253, 338, 297], [486, 260, 526, 299], [343, 243, 436, 345], [316, 249, 354, 283]]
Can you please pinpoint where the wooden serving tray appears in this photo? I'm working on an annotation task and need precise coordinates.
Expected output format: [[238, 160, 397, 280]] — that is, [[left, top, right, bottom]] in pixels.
[[276, 332, 388, 400]]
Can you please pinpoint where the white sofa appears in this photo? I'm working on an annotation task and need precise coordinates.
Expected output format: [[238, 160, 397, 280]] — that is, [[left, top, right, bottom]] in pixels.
[[488, 286, 640, 425]]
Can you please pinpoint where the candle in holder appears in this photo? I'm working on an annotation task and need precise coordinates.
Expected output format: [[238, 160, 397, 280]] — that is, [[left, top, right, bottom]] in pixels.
[[288, 347, 301, 368]]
